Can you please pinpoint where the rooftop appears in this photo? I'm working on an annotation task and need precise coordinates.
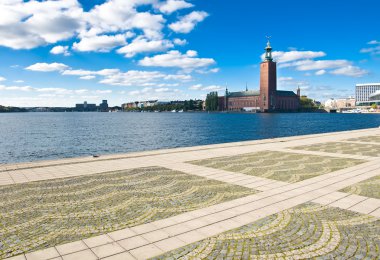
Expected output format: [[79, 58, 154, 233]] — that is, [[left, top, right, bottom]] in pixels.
[[1, 128, 380, 259], [356, 83, 380, 87]]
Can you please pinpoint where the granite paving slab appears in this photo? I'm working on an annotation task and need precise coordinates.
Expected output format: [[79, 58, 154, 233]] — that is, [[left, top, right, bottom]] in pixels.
[[340, 174, 380, 199], [291, 141, 380, 157], [189, 151, 365, 183], [151, 203, 380, 259], [0, 167, 255, 259]]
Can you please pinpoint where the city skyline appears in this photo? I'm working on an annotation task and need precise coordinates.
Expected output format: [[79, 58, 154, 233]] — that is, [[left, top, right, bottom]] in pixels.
[[0, 0, 379, 107]]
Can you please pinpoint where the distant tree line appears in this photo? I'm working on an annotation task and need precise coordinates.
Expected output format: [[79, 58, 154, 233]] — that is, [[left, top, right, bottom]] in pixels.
[[125, 100, 203, 112], [299, 96, 321, 112], [205, 92, 219, 111], [0, 105, 27, 113]]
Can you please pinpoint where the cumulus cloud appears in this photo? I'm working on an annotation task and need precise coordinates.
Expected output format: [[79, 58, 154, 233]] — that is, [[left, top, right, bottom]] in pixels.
[[262, 51, 326, 63], [173, 38, 188, 46], [139, 50, 216, 71], [117, 37, 173, 57], [0, 85, 33, 92], [280, 59, 352, 71], [80, 75, 96, 80], [25, 62, 69, 72], [169, 11, 209, 33], [189, 84, 223, 91], [73, 34, 127, 52], [330, 66, 368, 77], [360, 40, 380, 55], [50, 45, 70, 56], [0, 84, 112, 97], [0, 0, 83, 49], [0, 76, 6, 82], [157, 0, 193, 14], [0, 0, 208, 59], [315, 70, 326, 76]]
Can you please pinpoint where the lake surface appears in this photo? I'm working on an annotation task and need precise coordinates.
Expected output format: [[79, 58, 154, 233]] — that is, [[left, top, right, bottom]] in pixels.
[[1, 112, 380, 164]]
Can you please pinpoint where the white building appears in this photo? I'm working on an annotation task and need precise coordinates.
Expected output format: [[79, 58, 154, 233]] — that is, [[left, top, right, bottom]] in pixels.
[[356, 83, 380, 106]]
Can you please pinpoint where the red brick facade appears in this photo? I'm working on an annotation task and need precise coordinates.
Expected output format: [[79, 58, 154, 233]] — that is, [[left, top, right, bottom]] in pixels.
[[217, 41, 300, 112]]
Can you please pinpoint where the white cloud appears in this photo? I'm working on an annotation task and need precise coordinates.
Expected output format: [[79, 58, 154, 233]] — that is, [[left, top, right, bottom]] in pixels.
[[164, 74, 192, 81], [279, 77, 294, 82], [261, 51, 326, 63], [368, 40, 380, 45], [80, 75, 96, 80], [330, 66, 368, 77], [189, 84, 223, 91], [95, 90, 112, 94], [139, 50, 215, 71], [360, 40, 380, 55], [73, 34, 127, 52], [195, 68, 220, 74], [315, 69, 326, 76], [25, 62, 69, 72], [169, 11, 209, 33], [117, 37, 173, 57], [50, 45, 70, 56], [173, 38, 187, 46], [157, 0, 193, 14], [14, 80, 24, 83], [62, 69, 95, 76], [0, 84, 113, 97], [0, 85, 33, 92], [280, 59, 352, 71], [0, 0, 83, 49], [0, 76, 6, 82]]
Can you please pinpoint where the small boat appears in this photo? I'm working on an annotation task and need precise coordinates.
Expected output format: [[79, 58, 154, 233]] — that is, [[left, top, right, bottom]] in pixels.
[[178, 109, 184, 113], [171, 110, 177, 113]]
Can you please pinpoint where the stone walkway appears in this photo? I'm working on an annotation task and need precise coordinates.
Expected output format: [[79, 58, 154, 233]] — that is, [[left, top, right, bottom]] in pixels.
[[2, 128, 380, 260]]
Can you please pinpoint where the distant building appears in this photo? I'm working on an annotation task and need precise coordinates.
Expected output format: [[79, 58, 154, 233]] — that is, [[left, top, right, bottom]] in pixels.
[[369, 91, 380, 104], [356, 83, 380, 106], [122, 100, 169, 110], [98, 100, 109, 112], [75, 101, 97, 112], [325, 97, 356, 110], [217, 40, 300, 112]]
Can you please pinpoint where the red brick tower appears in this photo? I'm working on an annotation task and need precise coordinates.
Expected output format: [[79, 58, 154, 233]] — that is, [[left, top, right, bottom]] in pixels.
[[260, 38, 277, 112]]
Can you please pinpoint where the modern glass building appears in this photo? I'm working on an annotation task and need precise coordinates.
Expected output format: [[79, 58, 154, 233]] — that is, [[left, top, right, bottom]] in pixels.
[[356, 83, 380, 106]]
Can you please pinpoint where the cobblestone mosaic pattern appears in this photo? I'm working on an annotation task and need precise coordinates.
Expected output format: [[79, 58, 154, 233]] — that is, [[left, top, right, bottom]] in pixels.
[[341, 175, 380, 199], [152, 203, 380, 259], [347, 135, 380, 143], [291, 142, 380, 157], [0, 167, 255, 259], [189, 151, 364, 183]]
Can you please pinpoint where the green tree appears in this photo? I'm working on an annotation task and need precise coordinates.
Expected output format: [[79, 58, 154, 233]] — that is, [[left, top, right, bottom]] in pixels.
[[299, 96, 318, 111], [205, 92, 219, 111], [371, 103, 378, 109]]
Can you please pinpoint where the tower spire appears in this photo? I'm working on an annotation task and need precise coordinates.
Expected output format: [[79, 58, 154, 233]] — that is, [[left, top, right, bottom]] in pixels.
[[264, 36, 273, 61], [246, 82, 248, 91]]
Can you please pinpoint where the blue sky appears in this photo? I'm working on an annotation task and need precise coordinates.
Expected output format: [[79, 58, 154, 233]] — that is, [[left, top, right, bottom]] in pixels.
[[0, 0, 379, 107]]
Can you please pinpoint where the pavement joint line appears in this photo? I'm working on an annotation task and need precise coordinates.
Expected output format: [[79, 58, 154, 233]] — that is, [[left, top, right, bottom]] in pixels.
[[74, 161, 380, 252], [8, 162, 380, 259], [4, 128, 380, 259], [339, 140, 380, 146], [269, 147, 377, 160], [344, 196, 371, 209], [22, 158, 373, 260], [1, 127, 377, 174], [103, 167, 380, 257]]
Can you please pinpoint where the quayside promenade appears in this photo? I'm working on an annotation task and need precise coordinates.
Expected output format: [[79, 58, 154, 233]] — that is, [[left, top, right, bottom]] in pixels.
[[1, 128, 380, 260]]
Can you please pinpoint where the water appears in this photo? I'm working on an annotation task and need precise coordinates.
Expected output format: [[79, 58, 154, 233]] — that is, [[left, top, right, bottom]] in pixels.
[[0, 112, 380, 164]]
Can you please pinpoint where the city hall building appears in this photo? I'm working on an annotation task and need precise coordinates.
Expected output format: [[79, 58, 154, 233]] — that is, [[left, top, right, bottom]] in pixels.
[[356, 83, 380, 106], [218, 40, 300, 112]]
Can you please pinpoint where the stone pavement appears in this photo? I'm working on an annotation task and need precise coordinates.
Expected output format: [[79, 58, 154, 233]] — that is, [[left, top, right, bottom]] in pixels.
[[1, 128, 380, 259]]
